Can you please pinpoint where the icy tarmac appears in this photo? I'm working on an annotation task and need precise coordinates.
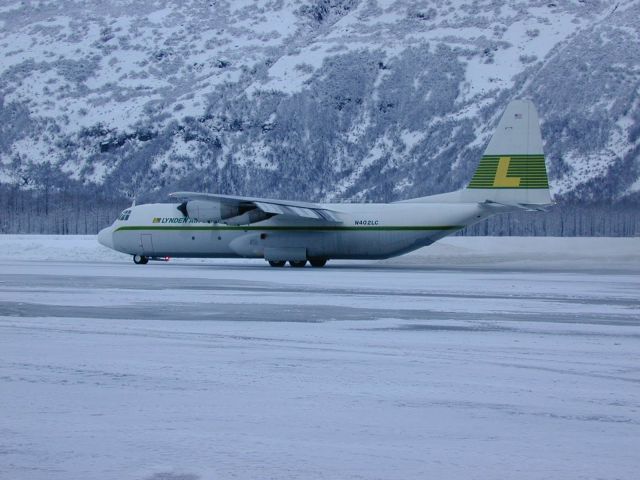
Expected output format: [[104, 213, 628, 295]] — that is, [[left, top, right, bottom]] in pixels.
[[1, 235, 639, 480]]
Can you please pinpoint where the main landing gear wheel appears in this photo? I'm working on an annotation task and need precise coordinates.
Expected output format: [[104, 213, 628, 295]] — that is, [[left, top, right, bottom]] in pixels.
[[133, 255, 149, 265], [289, 260, 307, 268], [309, 257, 328, 268], [268, 260, 286, 267]]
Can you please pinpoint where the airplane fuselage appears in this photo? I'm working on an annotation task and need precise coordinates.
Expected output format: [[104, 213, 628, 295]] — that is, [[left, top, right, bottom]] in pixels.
[[99, 202, 488, 261]]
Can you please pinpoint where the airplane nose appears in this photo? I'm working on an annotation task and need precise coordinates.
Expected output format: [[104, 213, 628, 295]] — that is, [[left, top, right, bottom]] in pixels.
[[97, 227, 114, 249]]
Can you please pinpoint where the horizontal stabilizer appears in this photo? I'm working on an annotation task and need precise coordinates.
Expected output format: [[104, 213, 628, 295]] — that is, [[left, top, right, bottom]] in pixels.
[[482, 200, 553, 212]]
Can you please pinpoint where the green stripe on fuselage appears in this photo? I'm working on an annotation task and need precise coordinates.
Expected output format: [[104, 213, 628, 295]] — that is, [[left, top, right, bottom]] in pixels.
[[115, 225, 464, 233]]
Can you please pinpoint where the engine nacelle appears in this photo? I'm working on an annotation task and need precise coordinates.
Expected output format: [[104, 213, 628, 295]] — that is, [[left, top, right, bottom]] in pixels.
[[178, 200, 239, 222]]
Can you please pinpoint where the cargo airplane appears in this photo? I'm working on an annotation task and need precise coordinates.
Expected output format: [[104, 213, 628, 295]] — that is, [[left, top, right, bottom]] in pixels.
[[98, 100, 552, 267]]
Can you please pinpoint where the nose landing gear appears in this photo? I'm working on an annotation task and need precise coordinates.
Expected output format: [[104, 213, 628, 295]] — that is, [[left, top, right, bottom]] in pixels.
[[133, 255, 149, 265]]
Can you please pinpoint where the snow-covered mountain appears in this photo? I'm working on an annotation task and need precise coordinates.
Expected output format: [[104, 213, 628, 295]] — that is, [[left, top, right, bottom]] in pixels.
[[1, 0, 639, 222]]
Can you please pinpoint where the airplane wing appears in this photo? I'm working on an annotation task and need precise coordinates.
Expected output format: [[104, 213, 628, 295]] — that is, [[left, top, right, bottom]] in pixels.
[[169, 192, 342, 223]]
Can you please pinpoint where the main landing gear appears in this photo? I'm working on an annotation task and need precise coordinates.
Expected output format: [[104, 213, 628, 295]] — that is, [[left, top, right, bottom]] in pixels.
[[309, 257, 328, 268], [267, 258, 328, 268], [133, 255, 149, 264]]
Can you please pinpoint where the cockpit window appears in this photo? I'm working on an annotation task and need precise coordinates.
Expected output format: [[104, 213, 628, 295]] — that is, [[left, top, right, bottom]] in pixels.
[[118, 209, 131, 221]]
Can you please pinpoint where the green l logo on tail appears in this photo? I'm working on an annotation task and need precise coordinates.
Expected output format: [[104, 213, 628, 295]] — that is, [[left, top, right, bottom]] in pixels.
[[493, 157, 520, 187], [468, 155, 549, 189]]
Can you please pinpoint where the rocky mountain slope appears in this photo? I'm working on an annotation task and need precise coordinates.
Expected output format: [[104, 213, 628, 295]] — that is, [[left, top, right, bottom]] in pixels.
[[1, 0, 639, 233]]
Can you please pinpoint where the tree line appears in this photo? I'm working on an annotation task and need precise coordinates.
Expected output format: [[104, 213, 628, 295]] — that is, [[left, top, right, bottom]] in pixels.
[[1, 186, 638, 237]]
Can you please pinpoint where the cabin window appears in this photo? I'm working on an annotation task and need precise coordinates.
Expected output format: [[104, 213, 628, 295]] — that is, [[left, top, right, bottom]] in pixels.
[[117, 209, 131, 221]]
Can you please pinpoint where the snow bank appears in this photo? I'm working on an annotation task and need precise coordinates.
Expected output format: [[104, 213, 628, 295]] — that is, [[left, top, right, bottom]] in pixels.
[[0, 234, 637, 270], [384, 236, 640, 270]]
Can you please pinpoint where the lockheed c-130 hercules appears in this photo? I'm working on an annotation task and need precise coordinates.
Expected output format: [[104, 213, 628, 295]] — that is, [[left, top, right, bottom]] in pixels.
[[98, 100, 552, 267]]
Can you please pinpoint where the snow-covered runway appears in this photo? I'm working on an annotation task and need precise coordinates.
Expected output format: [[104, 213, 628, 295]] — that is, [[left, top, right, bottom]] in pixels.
[[1, 236, 639, 480]]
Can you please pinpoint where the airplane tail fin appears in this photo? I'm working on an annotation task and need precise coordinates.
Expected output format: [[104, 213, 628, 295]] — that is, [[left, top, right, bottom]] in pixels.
[[465, 99, 551, 206], [404, 99, 552, 209]]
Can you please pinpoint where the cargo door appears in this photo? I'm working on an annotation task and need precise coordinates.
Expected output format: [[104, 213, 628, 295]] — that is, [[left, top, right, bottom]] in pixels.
[[140, 234, 154, 255]]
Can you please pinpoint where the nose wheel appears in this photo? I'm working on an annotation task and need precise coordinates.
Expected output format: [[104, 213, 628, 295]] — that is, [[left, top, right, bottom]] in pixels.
[[133, 255, 149, 265]]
